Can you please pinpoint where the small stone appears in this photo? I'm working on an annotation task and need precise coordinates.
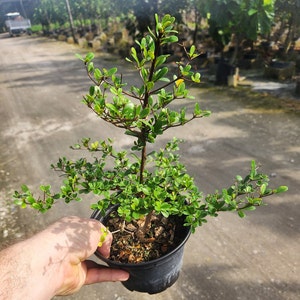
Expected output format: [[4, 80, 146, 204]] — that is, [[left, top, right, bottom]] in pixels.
[[154, 226, 164, 237]]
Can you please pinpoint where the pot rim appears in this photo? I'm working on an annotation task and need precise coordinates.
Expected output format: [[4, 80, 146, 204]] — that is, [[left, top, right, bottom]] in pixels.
[[91, 208, 191, 268]]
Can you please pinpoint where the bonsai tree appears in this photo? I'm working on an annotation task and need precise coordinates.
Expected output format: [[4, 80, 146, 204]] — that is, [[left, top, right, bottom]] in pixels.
[[13, 14, 287, 263]]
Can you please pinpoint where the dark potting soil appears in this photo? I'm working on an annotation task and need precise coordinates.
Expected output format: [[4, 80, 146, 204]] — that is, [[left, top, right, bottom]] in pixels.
[[105, 212, 186, 264]]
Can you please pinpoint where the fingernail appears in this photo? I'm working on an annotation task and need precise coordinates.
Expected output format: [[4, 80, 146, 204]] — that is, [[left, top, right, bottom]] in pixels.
[[120, 272, 130, 281]]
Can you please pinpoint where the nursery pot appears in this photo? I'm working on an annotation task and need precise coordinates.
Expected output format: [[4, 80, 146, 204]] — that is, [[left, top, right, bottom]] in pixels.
[[91, 206, 191, 294]]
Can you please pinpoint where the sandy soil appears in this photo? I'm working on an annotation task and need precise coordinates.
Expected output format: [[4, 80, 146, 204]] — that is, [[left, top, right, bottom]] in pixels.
[[0, 33, 299, 300]]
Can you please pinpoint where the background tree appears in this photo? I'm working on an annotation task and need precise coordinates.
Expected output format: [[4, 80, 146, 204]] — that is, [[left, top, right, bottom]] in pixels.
[[206, 0, 275, 64], [68, 0, 111, 29], [33, 0, 66, 31], [109, 0, 188, 39], [186, 0, 211, 45]]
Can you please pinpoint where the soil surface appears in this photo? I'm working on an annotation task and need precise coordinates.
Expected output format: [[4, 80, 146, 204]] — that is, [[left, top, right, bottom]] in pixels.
[[0, 33, 299, 300], [105, 212, 187, 264]]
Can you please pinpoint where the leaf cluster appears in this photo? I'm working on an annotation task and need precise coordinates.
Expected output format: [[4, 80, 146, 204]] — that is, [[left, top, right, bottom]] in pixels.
[[13, 147, 288, 232]]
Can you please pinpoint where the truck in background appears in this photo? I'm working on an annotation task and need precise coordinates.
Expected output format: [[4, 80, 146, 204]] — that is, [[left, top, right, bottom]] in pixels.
[[5, 12, 31, 36]]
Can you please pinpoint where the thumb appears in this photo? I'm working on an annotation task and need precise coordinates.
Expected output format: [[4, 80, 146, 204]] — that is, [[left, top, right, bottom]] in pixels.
[[84, 261, 129, 285]]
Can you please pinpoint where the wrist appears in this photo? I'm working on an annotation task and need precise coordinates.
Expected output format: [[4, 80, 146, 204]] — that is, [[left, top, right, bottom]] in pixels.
[[0, 236, 60, 300], [20, 233, 63, 299], [28, 226, 70, 298]]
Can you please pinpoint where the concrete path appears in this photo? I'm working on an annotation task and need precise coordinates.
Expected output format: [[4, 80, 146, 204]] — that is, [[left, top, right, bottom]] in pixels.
[[0, 34, 299, 300]]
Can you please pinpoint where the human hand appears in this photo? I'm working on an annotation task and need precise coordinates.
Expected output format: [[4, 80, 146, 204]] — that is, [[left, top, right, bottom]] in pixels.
[[0, 216, 129, 300], [41, 216, 129, 296]]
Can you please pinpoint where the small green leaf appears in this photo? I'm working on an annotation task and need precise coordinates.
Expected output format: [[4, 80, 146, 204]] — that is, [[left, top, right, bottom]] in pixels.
[[32, 203, 41, 210], [125, 130, 140, 138], [194, 103, 201, 115], [274, 186, 288, 194], [89, 86, 95, 96], [94, 68, 102, 80], [75, 53, 84, 61], [14, 199, 24, 206], [153, 67, 168, 81], [250, 160, 257, 179], [162, 35, 178, 44], [87, 62, 94, 73], [248, 8, 257, 16], [21, 184, 29, 192], [140, 107, 150, 118], [189, 45, 196, 57], [146, 81, 154, 91], [91, 141, 99, 150], [85, 52, 95, 63], [236, 175, 243, 182], [122, 102, 135, 118], [155, 55, 169, 67], [130, 47, 139, 64], [244, 205, 256, 211], [106, 103, 119, 115], [191, 72, 201, 83], [161, 210, 169, 218], [238, 210, 246, 218], [260, 183, 267, 195], [107, 67, 117, 76]]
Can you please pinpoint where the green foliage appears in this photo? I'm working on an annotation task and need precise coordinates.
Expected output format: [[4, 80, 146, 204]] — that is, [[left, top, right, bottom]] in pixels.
[[13, 14, 288, 234], [77, 14, 207, 151], [207, 0, 275, 47], [28, 0, 188, 37], [32, 0, 113, 30], [34, 0, 66, 27]]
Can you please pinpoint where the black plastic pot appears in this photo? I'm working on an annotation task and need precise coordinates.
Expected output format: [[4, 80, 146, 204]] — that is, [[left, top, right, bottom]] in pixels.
[[215, 58, 236, 85], [91, 206, 191, 294]]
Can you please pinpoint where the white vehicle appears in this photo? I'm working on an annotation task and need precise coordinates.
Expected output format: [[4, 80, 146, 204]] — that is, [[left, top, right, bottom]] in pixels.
[[5, 12, 31, 36]]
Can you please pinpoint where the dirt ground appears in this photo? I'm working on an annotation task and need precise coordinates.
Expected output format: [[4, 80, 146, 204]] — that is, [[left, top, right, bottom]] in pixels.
[[0, 33, 299, 300]]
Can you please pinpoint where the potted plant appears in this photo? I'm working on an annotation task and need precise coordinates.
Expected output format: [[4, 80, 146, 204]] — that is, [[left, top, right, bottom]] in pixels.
[[13, 14, 288, 294]]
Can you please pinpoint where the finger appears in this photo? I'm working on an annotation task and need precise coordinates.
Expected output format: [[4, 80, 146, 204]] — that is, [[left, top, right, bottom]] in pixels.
[[84, 261, 129, 285]]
